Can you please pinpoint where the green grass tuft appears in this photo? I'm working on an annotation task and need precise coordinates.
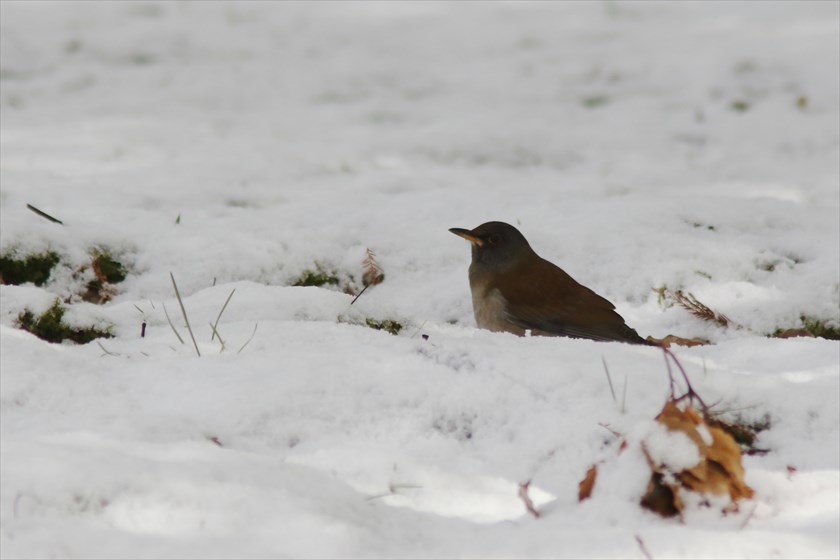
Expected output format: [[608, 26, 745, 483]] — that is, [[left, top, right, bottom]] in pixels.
[[293, 264, 341, 288], [0, 251, 60, 286], [730, 100, 750, 112], [17, 300, 113, 344], [582, 95, 609, 108], [801, 315, 840, 340], [364, 318, 403, 336], [92, 249, 127, 284]]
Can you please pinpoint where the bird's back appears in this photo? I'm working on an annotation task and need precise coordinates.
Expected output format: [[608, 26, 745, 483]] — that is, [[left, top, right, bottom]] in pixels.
[[490, 255, 651, 344]]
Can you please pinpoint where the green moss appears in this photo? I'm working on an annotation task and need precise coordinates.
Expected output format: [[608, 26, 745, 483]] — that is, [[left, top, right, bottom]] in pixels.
[[0, 251, 60, 286], [731, 100, 750, 112], [801, 315, 840, 340], [582, 95, 609, 108], [692, 222, 716, 231], [293, 264, 341, 288], [364, 318, 403, 336], [17, 300, 113, 344], [92, 250, 127, 284]]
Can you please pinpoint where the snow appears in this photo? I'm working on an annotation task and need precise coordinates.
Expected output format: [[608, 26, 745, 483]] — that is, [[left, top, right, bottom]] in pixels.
[[1, 1, 838, 558]]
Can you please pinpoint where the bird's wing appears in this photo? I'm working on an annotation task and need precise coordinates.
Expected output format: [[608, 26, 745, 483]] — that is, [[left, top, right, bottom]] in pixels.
[[499, 257, 648, 344]]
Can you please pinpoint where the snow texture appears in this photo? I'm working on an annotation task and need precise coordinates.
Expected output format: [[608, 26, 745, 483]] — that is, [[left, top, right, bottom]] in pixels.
[[1, 1, 838, 558]]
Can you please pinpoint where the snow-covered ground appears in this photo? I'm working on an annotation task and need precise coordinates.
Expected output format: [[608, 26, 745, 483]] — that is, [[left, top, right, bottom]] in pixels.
[[1, 1, 838, 558]]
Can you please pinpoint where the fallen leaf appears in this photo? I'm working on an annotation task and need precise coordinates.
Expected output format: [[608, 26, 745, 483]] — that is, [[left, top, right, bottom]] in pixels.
[[578, 465, 598, 502], [641, 399, 754, 517]]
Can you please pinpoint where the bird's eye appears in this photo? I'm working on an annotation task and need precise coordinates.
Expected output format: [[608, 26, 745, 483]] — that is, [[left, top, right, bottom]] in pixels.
[[488, 234, 502, 245]]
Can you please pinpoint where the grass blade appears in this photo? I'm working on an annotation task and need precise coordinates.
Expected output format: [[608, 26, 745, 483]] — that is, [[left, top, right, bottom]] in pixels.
[[237, 323, 258, 354], [211, 288, 236, 341], [209, 322, 226, 352], [170, 272, 201, 357], [162, 302, 185, 345]]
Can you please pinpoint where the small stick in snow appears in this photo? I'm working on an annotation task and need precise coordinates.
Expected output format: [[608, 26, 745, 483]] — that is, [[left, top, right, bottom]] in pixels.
[[739, 502, 759, 529], [26, 203, 64, 225], [349, 282, 371, 305], [635, 535, 653, 560], [602, 357, 617, 403], [141, 321, 146, 338], [518, 480, 540, 518]]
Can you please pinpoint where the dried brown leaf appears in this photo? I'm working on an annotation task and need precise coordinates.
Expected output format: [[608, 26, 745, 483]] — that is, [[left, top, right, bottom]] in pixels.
[[648, 334, 710, 348], [640, 472, 682, 518], [642, 399, 754, 517], [578, 465, 598, 502]]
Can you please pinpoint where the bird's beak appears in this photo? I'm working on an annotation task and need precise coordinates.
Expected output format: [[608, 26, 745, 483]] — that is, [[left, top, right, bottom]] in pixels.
[[449, 228, 483, 246]]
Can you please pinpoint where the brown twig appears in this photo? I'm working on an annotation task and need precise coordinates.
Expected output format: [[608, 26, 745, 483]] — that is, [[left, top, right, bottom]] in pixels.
[[350, 282, 371, 305], [518, 480, 541, 518], [662, 347, 708, 411], [635, 535, 653, 560]]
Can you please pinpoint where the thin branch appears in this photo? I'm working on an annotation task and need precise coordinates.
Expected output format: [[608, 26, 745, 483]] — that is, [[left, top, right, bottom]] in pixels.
[[211, 288, 236, 341], [170, 272, 201, 357], [662, 347, 708, 411], [635, 535, 653, 560], [26, 203, 63, 225], [349, 282, 371, 305], [739, 502, 759, 529], [518, 480, 541, 519], [602, 357, 617, 403]]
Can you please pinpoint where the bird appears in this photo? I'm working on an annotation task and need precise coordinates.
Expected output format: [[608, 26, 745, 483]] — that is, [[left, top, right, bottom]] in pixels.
[[449, 221, 654, 345]]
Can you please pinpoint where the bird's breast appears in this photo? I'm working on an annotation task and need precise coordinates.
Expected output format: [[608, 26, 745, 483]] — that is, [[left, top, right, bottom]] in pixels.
[[468, 273, 525, 335]]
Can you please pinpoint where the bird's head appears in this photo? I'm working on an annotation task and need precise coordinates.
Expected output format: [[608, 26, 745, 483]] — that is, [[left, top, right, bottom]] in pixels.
[[449, 221, 534, 270]]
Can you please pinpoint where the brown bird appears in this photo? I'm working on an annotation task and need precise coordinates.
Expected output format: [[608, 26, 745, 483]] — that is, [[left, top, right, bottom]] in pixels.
[[450, 221, 653, 345]]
